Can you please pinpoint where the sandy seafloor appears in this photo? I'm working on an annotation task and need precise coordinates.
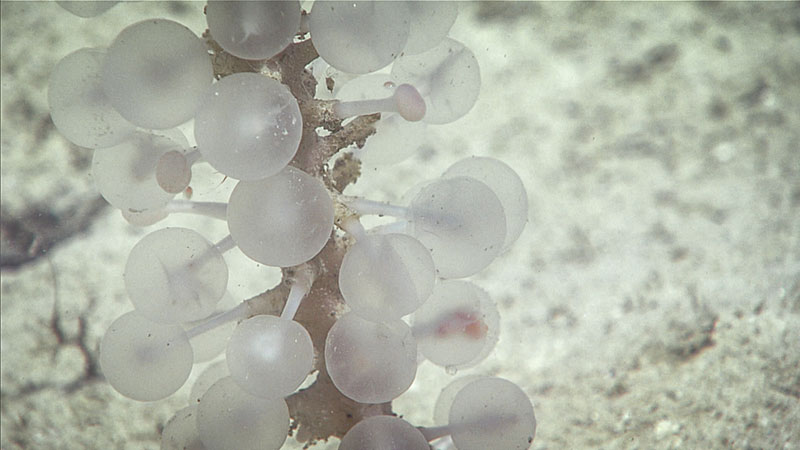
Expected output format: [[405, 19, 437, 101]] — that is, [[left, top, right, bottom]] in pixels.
[[1, 1, 799, 449]]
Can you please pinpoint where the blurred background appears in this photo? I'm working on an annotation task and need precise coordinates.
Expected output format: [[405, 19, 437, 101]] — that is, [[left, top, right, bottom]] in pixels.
[[2, 2, 798, 448]]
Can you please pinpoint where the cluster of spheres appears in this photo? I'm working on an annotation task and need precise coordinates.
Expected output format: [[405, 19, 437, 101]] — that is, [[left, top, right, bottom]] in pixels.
[[49, 2, 535, 449]]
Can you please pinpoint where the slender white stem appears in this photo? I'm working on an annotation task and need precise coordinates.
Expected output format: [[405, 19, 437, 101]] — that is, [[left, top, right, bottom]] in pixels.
[[333, 84, 425, 121], [343, 196, 410, 219], [213, 234, 236, 254], [280, 265, 315, 320], [429, 435, 455, 450], [418, 413, 516, 443], [184, 148, 202, 166], [366, 220, 409, 235], [339, 216, 382, 262], [298, 11, 310, 35], [185, 300, 250, 340], [339, 215, 367, 241], [418, 424, 451, 442], [180, 233, 233, 274], [334, 96, 395, 119], [165, 200, 228, 220], [280, 282, 307, 321]]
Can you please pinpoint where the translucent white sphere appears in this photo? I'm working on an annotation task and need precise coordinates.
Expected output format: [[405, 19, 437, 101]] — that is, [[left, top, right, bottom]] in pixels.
[[194, 73, 302, 181], [57, 1, 118, 17], [161, 406, 204, 450], [92, 131, 184, 212], [412, 281, 499, 370], [189, 360, 228, 405], [325, 312, 417, 404], [156, 150, 192, 194], [102, 19, 213, 129], [48, 48, 134, 149], [227, 166, 334, 267], [434, 375, 485, 426], [339, 415, 429, 450], [408, 176, 506, 278], [206, 1, 301, 60], [448, 377, 536, 450], [443, 157, 529, 251], [392, 38, 481, 124], [226, 315, 313, 399], [197, 376, 289, 450], [121, 208, 168, 227], [125, 228, 228, 324], [339, 233, 435, 322], [99, 311, 193, 401], [309, 1, 410, 74], [404, 2, 459, 55]]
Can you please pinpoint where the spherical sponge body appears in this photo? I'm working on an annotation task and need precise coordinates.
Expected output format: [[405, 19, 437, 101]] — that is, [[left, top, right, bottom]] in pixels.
[[102, 19, 213, 129], [194, 73, 303, 181]]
